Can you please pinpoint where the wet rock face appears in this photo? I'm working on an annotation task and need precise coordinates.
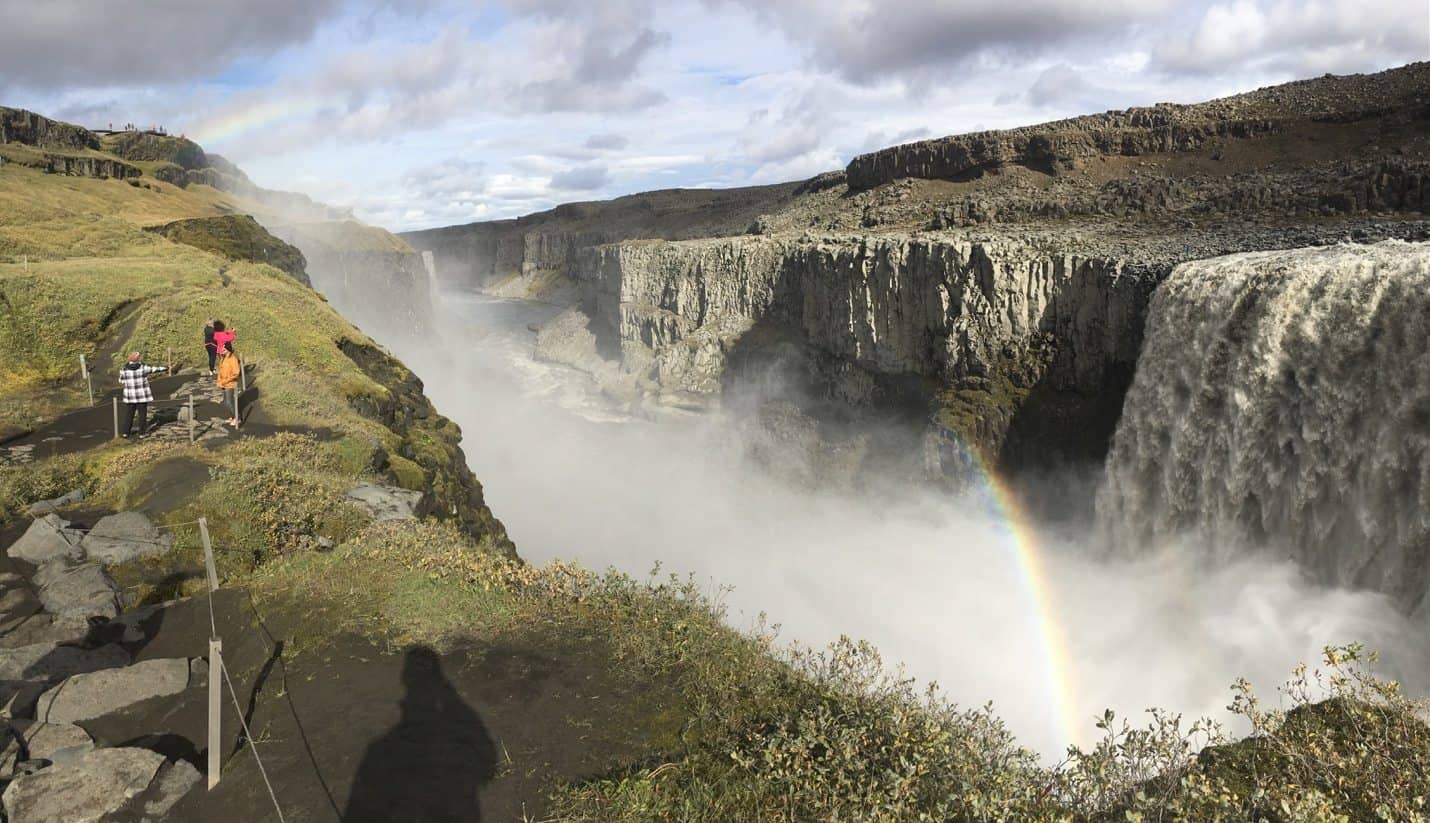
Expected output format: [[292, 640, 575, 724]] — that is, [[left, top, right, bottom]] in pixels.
[[571, 235, 1158, 470]]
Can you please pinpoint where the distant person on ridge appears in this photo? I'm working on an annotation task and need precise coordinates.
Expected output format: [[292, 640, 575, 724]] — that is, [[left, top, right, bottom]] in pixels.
[[203, 319, 217, 376], [119, 352, 166, 438], [216, 343, 241, 428]]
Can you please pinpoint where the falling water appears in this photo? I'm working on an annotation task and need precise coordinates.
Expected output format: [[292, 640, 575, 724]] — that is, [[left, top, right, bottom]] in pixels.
[[1098, 240, 1430, 615]]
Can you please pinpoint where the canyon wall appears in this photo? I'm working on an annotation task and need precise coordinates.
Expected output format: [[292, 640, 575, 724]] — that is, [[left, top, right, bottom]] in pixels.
[[1098, 241, 1430, 614], [554, 234, 1158, 472]]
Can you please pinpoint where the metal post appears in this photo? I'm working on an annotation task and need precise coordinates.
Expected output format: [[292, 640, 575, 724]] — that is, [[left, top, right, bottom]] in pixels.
[[80, 354, 93, 406], [208, 637, 222, 790], [199, 517, 218, 591], [188, 392, 195, 443], [112, 397, 119, 439], [239, 357, 246, 393]]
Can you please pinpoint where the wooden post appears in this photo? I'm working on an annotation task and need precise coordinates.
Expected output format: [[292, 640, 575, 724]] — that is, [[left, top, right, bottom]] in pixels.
[[208, 637, 222, 790], [167, 347, 172, 375], [112, 397, 119, 439], [80, 354, 93, 406], [199, 517, 218, 591], [188, 392, 195, 443]]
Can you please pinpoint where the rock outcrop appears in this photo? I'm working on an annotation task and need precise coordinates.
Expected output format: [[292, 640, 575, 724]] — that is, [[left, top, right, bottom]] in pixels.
[[0, 108, 98, 151], [845, 63, 1430, 191], [146, 215, 312, 286]]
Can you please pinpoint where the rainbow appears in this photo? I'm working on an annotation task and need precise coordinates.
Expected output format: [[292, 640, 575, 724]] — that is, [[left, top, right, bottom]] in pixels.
[[185, 96, 331, 150], [956, 439, 1084, 753]]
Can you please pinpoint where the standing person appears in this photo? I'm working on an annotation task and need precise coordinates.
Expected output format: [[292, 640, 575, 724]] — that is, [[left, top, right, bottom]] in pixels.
[[203, 319, 217, 375], [212, 320, 235, 355], [216, 343, 241, 428], [118, 352, 166, 438]]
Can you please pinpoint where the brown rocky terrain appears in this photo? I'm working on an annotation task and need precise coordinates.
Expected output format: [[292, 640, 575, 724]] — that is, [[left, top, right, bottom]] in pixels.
[[403, 62, 1430, 485]]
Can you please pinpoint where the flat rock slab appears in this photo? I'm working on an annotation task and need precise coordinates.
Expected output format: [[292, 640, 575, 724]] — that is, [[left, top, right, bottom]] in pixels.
[[80, 512, 173, 564], [0, 641, 128, 683], [346, 482, 423, 522], [13, 721, 93, 761], [25, 489, 86, 517], [6, 515, 84, 565], [34, 562, 122, 622], [35, 658, 190, 724], [2, 746, 165, 823]]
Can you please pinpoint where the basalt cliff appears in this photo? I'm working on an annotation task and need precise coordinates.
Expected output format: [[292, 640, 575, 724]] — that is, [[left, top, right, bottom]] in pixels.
[[403, 63, 1430, 484]]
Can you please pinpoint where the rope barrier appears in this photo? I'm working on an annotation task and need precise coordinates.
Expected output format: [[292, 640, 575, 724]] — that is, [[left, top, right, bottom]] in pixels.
[[220, 656, 287, 822]]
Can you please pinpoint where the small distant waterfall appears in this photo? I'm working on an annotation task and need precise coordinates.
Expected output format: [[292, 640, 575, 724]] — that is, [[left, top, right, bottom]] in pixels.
[[421, 250, 439, 300], [1097, 241, 1430, 614]]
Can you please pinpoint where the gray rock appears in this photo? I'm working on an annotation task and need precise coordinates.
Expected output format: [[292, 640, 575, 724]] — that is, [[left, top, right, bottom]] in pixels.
[[134, 759, 201, 820], [16, 721, 93, 761], [6, 515, 84, 565], [1, 747, 165, 823], [34, 658, 190, 724], [0, 641, 128, 683], [188, 656, 208, 688], [80, 512, 174, 564], [34, 562, 122, 622], [24, 489, 85, 517], [346, 482, 423, 522], [0, 572, 26, 587], [0, 729, 18, 780]]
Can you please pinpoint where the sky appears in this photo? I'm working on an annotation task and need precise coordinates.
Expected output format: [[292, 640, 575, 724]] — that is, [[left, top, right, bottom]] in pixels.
[[1, 0, 1425, 232]]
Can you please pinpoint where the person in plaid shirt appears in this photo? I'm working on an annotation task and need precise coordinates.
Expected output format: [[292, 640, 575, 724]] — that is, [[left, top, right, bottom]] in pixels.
[[118, 352, 166, 437]]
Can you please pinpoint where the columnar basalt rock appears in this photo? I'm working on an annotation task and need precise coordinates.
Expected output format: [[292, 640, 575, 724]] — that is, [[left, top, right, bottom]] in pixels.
[[570, 234, 1158, 468]]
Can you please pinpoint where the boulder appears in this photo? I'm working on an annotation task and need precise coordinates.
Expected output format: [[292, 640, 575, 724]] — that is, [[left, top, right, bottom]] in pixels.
[[15, 721, 93, 761], [1, 747, 165, 823], [34, 658, 190, 724], [346, 482, 423, 521], [6, 515, 84, 565], [132, 758, 202, 820], [80, 512, 174, 564], [0, 728, 18, 780], [33, 562, 122, 622], [24, 489, 86, 517], [0, 641, 128, 683]]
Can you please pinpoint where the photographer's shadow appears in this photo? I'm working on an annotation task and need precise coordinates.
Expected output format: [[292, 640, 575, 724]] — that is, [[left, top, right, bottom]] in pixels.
[[344, 646, 498, 822]]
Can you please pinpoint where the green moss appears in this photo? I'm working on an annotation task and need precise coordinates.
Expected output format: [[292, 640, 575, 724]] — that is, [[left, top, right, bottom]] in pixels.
[[387, 454, 427, 491]]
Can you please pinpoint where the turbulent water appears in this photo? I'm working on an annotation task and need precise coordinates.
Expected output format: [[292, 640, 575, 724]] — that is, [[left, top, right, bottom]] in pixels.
[[383, 287, 1427, 759], [1099, 241, 1430, 615]]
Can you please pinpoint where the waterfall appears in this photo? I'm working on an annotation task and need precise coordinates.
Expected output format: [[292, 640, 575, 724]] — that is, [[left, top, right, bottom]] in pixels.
[[421, 249, 439, 300], [1097, 241, 1430, 614]]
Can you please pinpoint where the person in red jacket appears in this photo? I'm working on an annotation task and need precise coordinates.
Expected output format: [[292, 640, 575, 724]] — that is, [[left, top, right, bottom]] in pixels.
[[212, 320, 235, 357]]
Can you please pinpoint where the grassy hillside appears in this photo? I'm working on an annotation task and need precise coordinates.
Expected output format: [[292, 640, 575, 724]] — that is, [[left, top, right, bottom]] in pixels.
[[0, 154, 508, 552]]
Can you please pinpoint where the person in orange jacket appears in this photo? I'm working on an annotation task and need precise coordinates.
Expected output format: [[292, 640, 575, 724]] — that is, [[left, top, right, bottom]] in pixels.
[[216, 343, 242, 428]]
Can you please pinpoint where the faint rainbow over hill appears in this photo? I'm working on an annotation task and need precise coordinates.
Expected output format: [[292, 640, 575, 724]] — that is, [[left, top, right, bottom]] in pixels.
[[185, 97, 329, 149]]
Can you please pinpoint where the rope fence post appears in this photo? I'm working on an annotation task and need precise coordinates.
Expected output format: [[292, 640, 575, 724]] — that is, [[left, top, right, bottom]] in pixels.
[[208, 637, 222, 790], [112, 397, 119, 439], [80, 354, 93, 407], [188, 392, 196, 443], [199, 517, 218, 591], [199, 516, 221, 790]]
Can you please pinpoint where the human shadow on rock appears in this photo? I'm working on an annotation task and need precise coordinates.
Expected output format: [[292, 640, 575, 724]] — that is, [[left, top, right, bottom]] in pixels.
[[343, 646, 497, 822]]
